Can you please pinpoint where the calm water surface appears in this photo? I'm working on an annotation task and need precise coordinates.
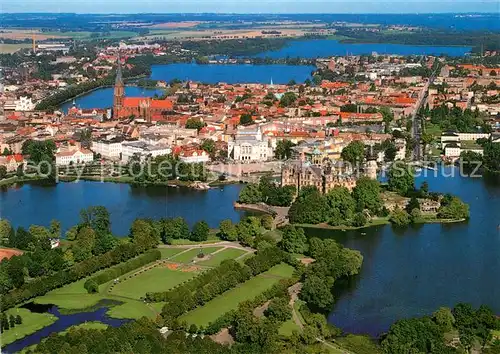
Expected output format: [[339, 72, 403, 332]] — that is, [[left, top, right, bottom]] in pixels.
[[149, 63, 314, 84], [0, 182, 246, 236], [255, 39, 472, 58]]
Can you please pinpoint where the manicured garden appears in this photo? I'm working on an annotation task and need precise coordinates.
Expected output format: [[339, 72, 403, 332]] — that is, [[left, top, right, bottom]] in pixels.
[[169, 247, 222, 263], [197, 248, 248, 267], [179, 263, 294, 327], [108, 266, 198, 299]]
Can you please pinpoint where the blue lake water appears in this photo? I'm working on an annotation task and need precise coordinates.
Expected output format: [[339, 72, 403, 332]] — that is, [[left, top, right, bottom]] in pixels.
[[60, 86, 163, 112], [0, 182, 247, 236], [150, 63, 314, 84], [255, 39, 472, 58]]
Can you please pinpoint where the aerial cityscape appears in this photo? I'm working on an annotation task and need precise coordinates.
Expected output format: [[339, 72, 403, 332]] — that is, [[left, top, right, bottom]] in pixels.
[[0, 4, 499, 354]]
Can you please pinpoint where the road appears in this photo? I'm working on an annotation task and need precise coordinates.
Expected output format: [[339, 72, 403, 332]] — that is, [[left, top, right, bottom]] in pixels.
[[410, 64, 441, 161]]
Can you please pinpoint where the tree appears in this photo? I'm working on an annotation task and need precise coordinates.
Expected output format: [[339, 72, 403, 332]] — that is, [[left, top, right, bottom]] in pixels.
[[200, 139, 216, 158], [406, 196, 420, 214], [73, 226, 96, 261], [265, 297, 292, 322], [238, 183, 263, 204], [15, 315, 22, 325], [84, 279, 98, 293], [352, 212, 367, 227], [437, 197, 469, 220], [288, 188, 329, 224], [218, 219, 238, 241], [483, 141, 500, 172], [185, 118, 205, 131], [279, 225, 307, 254], [387, 161, 415, 196], [49, 220, 61, 239], [325, 187, 356, 226], [275, 139, 295, 160], [191, 221, 209, 242], [260, 215, 274, 230], [300, 274, 334, 312], [341, 141, 365, 167], [352, 177, 382, 213], [279, 92, 297, 107], [129, 219, 159, 251], [79, 206, 111, 237], [383, 141, 398, 162], [433, 307, 455, 332], [389, 207, 411, 226], [161, 217, 190, 242], [0, 165, 7, 179], [0, 219, 13, 245], [239, 113, 253, 126], [420, 181, 429, 195]]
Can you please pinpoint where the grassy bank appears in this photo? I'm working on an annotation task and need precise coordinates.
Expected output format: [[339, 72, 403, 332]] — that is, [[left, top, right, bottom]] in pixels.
[[1, 308, 57, 346]]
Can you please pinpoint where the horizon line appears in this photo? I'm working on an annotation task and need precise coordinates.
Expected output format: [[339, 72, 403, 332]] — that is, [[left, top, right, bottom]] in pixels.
[[1, 11, 499, 15]]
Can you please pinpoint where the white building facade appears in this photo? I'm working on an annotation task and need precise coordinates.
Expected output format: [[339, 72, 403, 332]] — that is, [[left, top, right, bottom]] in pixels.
[[55, 149, 94, 166], [228, 126, 272, 162], [121, 141, 171, 162]]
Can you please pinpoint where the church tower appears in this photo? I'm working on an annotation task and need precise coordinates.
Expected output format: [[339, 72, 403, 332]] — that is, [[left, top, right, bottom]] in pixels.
[[113, 57, 124, 119]]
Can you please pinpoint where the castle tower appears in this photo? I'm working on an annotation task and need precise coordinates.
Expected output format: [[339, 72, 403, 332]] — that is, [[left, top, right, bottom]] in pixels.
[[113, 57, 124, 119]]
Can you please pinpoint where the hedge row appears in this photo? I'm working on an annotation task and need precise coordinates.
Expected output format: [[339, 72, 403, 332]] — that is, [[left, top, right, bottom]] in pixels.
[[1, 243, 150, 310], [84, 249, 161, 292], [244, 246, 285, 275]]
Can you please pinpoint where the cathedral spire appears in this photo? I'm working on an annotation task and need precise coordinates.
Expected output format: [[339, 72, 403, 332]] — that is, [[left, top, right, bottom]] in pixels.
[[115, 55, 123, 85]]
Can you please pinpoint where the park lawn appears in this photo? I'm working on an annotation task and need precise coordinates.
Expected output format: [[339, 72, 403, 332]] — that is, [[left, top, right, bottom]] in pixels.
[[105, 299, 157, 319], [336, 334, 382, 354], [198, 248, 248, 267], [109, 267, 198, 299], [34, 293, 106, 310], [159, 248, 185, 259], [59, 321, 108, 334], [170, 247, 222, 263], [1, 308, 57, 346], [168, 232, 221, 245], [179, 264, 290, 327], [264, 263, 295, 278], [278, 318, 300, 336]]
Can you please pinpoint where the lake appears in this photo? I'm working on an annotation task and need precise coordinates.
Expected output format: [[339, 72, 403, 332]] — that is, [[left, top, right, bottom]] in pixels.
[[306, 167, 500, 335], [150, 63, 315, 84], [255, 39, 472, 58], [0, 182, 247, 236], [1, 168, 498, 336]]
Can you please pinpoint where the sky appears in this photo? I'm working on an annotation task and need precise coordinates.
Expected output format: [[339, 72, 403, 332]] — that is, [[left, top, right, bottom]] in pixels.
[[1, 0, 499, 14]]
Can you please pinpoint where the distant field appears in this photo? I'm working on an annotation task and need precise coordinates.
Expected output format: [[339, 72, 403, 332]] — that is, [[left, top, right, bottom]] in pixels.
[[180, 263, 293, 327], [0, 43, 31, 54], [42, 31, 92, 39], [109, 266, 198, 299]]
